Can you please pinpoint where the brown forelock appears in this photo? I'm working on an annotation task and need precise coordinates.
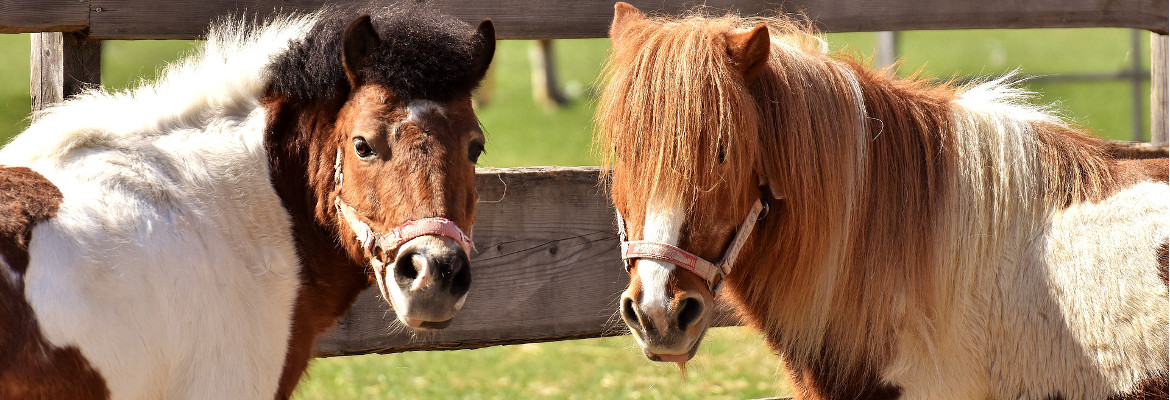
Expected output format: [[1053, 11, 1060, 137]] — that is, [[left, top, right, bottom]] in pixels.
[[0, 167, 110, 399], [262, 84, 480, 398]]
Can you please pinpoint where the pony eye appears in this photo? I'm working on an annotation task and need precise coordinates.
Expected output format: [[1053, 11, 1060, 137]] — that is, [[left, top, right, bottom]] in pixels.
[[468, 141, 485, 164], [353, 137, 375, 158]]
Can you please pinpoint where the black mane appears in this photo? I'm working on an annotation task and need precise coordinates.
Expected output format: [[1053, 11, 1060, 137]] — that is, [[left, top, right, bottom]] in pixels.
[[266, 4, 486, 103]]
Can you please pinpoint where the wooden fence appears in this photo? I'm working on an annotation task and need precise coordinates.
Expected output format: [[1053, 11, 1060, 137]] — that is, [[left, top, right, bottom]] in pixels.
[[1, 0, 1168, 359]]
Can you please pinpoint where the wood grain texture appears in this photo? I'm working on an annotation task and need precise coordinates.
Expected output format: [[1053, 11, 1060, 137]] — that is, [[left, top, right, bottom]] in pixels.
[[1106, 140, 1170, 159], [314, 167, 740, 357], [0, 0, 90, 34], [29, 32, 101, 118], [28, 0, 1167, 40], [1153, 33, 1168, 144]]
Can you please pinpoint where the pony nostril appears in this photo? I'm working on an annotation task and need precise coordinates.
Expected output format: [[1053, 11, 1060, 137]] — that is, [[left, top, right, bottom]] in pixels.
[[449, 254, 471, 297], [395, 252, 420, 281], [621, 297, 641, 330], [676, 297, 704, 332]]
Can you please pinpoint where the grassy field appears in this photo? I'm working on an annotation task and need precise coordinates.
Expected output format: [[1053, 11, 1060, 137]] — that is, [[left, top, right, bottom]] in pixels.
[[0, 27, 1153, 399]]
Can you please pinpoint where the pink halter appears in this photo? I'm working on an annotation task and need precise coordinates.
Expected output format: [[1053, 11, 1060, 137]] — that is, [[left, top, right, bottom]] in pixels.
[[616, 199, 766, 292]]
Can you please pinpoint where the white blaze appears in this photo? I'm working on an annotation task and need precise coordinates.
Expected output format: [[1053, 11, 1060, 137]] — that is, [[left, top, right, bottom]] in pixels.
[[405, 100, 447, 123], [637, 201, 685, 334]]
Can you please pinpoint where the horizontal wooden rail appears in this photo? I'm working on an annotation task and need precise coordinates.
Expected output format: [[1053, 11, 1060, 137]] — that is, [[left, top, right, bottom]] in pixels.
[[1, 0, 1166, 40]]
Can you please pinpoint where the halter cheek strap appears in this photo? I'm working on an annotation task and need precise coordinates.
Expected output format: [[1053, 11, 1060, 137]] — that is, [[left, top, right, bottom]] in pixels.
[[332, 150, 475, 265], [616, 199, 765, 292]]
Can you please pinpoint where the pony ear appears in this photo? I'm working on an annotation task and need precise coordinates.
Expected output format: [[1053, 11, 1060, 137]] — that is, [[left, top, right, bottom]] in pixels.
[[726, 23, 771, 83], [469, 19, 496, 82], [342, 14, 380, 88], [610, 2, 646, 42]]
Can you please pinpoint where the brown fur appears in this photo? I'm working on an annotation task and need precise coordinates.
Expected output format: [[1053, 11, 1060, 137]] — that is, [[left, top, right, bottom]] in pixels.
[[0, 167, 65, 274], [1034, 122, 1170, 207], [264, 85, 481, 399], [599, 4, 1166, 399], [1107, 374, 1170, 400], [0, 167, 110, 399], [1157, 242, 1168, 286]]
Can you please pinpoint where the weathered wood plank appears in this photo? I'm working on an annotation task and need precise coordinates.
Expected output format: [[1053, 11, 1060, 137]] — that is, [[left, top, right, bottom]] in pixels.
[[1106, 141, 1170, 159], [1153, 33, 1168, 144], [0, 0, 90, 34], [30, 32, 101, 118], [314, 167, 740, 357], [62, 0, 1170, 40]]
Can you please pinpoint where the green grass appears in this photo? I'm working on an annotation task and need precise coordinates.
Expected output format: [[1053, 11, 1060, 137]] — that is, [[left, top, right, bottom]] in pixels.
[[297, 327, 786, 400], [0, 27, 1154, 399]]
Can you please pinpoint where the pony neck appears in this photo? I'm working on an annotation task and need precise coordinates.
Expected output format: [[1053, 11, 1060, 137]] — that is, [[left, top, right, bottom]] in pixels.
[[730, 50, 1119, 383], [261, 94, 364, 273]]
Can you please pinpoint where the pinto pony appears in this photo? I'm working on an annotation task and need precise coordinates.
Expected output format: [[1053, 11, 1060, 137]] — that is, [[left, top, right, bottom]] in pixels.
[[597, 3, 1168, 398], [0, 6, 494, 399]]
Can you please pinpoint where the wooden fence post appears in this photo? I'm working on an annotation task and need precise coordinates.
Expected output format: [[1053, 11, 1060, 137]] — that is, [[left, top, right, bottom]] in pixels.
[[529, 39, 569, 109], [875, 31, 900, 71], [1152, 32, 1167, 144], [30, 32, 101, 120]]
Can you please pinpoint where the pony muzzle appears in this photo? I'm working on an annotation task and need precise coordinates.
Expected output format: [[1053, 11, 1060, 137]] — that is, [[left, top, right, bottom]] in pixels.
[[380, 235, 472, 330], [620, 285, 712, 363]]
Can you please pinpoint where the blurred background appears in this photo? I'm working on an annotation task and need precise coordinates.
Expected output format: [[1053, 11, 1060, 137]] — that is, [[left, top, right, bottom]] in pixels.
[[0, 28, 1154, 399]]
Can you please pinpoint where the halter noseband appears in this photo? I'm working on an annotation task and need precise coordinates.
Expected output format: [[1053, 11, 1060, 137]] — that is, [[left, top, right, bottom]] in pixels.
[[332, 150, 475, 265], [616, 197, 766, 292]]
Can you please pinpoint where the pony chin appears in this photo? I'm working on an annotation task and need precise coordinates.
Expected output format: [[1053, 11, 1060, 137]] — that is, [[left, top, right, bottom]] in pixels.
[[380, 235, 471, 330], [643, 330, 707, 364]]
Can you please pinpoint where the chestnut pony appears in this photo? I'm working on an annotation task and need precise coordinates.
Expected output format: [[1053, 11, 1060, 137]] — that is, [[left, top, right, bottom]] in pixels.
[[0, 6, 493, 399], [598, 3, 1167, 399]]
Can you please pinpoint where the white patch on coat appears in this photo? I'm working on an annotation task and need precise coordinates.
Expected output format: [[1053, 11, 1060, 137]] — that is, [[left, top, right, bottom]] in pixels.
[[0, 14, 319, 399]]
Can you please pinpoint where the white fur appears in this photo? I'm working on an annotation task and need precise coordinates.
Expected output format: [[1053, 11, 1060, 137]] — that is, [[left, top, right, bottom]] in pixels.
[[879, 80, 1169, 398], [1, 14, 321, 399], [406, 100, 446, 121]]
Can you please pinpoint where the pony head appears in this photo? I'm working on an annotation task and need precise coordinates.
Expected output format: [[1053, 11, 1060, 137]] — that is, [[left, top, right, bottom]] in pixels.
[[310, 13, 495, 329], [598, 2, 772, 363]]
